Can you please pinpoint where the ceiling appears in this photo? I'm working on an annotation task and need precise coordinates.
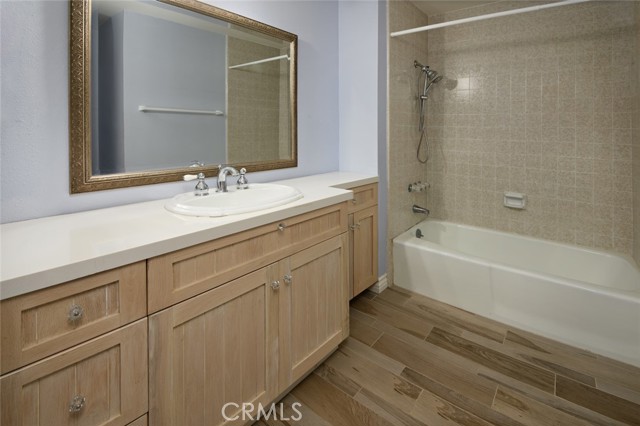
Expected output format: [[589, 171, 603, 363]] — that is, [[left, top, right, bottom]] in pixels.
[[410, 0, 496, 17]]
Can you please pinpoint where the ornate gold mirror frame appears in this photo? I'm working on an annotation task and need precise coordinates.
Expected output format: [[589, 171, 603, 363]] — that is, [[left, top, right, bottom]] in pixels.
[[69, 0, 298, 193]]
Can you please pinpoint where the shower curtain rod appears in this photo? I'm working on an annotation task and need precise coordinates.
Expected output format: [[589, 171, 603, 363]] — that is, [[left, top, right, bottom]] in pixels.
[[390, 0, 591, 37], [229, 54, 289, 70]]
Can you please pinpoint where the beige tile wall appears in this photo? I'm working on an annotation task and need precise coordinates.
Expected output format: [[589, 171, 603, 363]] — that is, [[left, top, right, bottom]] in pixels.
[[425, 1, 636, 256], [227, 39, 289, 164], [387, 1, 430, 283], [635, 2, 640, 264]]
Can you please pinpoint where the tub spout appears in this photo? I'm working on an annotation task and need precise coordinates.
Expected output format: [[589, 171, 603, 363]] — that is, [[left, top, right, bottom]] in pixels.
[[412, 204, 430, 215]]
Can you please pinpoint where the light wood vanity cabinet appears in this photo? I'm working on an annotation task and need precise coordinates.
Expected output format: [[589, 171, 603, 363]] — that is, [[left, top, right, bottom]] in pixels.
[[147, 202, 349, 425], [149, 233, 349, 425], [1, 262, 146, 374], [348, 184, 379, 298], [1, 319, 148, 426], [1, 198, 354, 425], [0, 262, 148, 426], [277, 234, 349, 387], [347, 183, 377, 213], [147, 203, 347, 313], [149, 268, 278, 426]]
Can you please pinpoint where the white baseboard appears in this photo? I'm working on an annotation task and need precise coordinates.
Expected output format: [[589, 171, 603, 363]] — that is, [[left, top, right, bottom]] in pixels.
[[369, 274, 388, 294]]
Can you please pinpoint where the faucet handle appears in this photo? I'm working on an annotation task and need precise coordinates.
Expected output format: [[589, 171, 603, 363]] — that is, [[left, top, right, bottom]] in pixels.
[[184, 172, 206, 181], [184, 172, 209, 196], [237, 168, 249, 189]]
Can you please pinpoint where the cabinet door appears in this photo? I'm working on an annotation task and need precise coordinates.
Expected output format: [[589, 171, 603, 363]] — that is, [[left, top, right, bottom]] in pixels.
[[351, 205, 378, 297], [149, 268, 278, 426], [278, 234, 349, 388], [1, 319, 148, 426]]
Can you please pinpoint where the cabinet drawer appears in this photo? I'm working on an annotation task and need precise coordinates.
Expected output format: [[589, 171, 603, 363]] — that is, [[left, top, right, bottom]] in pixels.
[[148, 203, 347, 312], [347, 184, 378, 213], [1, 262, 146, 374], [1, 319, 148, 426]]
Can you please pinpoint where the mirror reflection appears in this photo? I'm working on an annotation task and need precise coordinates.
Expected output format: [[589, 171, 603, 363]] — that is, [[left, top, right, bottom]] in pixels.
[[70, 0, 297, 192]]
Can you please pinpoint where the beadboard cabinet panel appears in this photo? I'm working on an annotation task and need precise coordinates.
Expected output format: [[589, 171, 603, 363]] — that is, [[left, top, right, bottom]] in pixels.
[[278, 234, 349, 388], [1, 319, 148, 426], [351, 205, 378, 297], [148, 204, 347, 313], [348, 184, 379, 298], [1, 262, 146, 374], [149, 269, 278, 426], [347, 183, 377, 214]]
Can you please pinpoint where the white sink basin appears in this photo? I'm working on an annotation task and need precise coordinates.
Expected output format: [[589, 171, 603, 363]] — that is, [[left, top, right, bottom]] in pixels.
[[165, 183, 303, 217]]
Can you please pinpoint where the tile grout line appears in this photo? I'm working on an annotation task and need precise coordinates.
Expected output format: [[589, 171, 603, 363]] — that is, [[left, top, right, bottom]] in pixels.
[[410, 388, 423, 419], [369, 328, 384, 347], [423, 326, 434, 342], [380, 293, 508, 344], [491, 385, 499, 408], [353, 385, 364, 400], [351, 305, 377, 323]]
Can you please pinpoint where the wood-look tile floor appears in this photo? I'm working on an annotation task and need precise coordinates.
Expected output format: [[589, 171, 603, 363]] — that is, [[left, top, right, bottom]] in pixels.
[[258, 287, 640, 426]]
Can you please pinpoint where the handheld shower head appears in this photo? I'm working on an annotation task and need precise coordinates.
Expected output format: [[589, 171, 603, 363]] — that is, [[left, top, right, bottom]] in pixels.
[[414, 60, 444, 164], [423, 79, 440, 98], [425, 69, 439, 80], [420, 69, 443, 100], [415, 60, 440, 80]]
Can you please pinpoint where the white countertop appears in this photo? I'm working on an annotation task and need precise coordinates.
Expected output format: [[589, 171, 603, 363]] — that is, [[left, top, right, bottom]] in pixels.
[[0, 172, 378, 300]]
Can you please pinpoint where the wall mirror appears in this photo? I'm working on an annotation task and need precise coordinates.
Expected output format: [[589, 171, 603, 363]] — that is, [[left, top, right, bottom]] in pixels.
[[70, 0, 297, 193]]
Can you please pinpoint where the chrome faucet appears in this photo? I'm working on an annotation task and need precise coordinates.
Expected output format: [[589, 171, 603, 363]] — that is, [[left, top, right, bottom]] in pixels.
[[412, 204, 430, 215], [217, 165, 239, 192]]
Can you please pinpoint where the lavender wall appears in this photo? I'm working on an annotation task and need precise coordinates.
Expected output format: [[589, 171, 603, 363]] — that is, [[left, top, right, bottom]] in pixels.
[[0, 0, 340, 223], [338, 0, 379, 175], [337, 0, 387, 277]]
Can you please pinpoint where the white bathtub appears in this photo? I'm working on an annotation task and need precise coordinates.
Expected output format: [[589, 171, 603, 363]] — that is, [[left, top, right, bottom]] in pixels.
[[393, 220, 640, 367]]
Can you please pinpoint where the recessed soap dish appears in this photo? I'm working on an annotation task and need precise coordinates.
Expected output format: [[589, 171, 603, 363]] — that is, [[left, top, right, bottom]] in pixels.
[[504, 192, 526, 209]]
